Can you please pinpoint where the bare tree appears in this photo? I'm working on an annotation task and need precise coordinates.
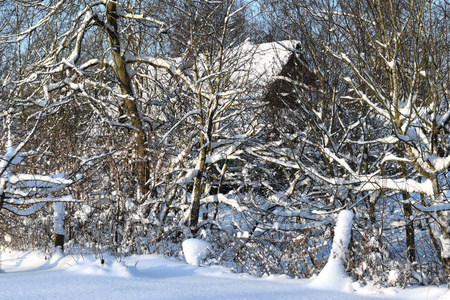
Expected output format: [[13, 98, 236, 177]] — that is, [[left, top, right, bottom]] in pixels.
[[0, 1, 171, 201], [143, 0, 257, 234], [261, 0, 450, 278]]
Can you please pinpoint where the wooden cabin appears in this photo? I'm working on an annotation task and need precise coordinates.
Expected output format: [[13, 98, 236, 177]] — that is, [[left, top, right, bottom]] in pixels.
[[263, 44, 318, 108]]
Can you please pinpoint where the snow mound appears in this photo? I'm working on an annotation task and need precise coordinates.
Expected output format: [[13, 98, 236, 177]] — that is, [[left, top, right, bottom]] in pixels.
[[309, 210, 354, 293], [330, 210, 354, 258], [309, 251, 354, 293], [68, 256, 131, 278], [182, 238, 211, 266]]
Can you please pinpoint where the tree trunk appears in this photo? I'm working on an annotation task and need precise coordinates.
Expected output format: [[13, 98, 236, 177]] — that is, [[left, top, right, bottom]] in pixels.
[[106, 2, 149, 198], [398, 153, 416, 263], [53, 202, 65, 252], [310, 210, 354, 292], [189, 94, 217, 233], [438, 211, 450, 276], [430, 177, 450, 276], [0, 178, 6, 210], [403, 198, 416, 263], [189, 135, 207, 233]]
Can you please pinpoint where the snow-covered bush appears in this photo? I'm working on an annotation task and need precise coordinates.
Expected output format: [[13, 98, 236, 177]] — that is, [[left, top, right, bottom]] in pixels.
[[182, 238, 211, 265]]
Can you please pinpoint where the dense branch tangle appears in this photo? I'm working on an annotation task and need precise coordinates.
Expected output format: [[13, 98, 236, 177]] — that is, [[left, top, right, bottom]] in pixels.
[[265, 0, 450, 274], [0, 0, 257, 233], [0, 1, 174, 200]]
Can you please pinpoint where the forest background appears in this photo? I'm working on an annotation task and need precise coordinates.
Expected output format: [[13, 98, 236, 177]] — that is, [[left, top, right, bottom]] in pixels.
[[1, 0, 450, 287]]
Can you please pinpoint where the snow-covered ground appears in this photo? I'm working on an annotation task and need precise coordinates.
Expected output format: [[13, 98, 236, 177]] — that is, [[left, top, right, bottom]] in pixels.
[[0, 249, 448, 300]]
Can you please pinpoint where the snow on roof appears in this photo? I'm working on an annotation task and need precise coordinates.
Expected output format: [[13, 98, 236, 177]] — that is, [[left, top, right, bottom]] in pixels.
[[242, 40, 300, 85], [139, 40, 299, 93]]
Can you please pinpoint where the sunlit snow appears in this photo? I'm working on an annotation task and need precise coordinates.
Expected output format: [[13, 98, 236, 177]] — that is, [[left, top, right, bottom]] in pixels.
[[0, 249, 448, 300]]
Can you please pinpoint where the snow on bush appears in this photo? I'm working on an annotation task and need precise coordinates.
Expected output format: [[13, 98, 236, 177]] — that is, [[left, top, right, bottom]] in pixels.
[[68, 256, 131, 278], [182, 238, 211, 266], [309, 210, 354, 293]]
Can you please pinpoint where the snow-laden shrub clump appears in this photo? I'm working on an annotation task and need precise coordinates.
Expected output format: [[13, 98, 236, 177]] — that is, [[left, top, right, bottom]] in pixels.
[[182, 238, 211, 266]]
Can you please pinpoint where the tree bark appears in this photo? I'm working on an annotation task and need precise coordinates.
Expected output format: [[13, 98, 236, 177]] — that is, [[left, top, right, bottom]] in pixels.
[[438, 211, 450, 276], [189, 134, 207, 233], [53, 202, 65, 252], [105, 2, 149, 198], [54, 234, 64, 252], [430, 176, 450, 276], [403, 201, 416, 263], [398, 153, 416, 263]]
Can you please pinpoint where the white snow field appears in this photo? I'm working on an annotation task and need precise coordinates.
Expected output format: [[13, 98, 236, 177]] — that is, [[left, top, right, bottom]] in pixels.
[[0, 249, 448, 300]]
